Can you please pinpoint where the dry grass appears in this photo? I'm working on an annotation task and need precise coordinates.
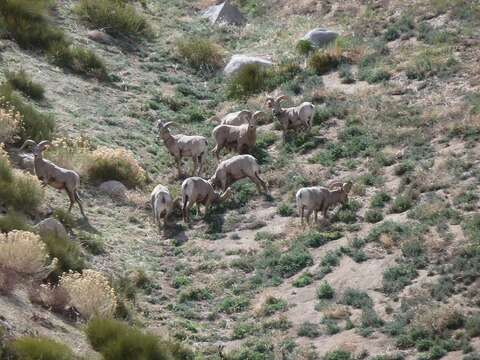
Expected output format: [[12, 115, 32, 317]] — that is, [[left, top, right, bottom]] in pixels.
[[0, 98, 22, 144], [413, 303, 464, 334], [60, 269, 117, 319], [0, 230, 57, 276], [322, 304, 351, 320]]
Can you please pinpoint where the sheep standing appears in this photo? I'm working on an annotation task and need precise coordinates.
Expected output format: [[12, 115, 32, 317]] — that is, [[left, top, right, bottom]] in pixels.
[[221, 110, 264, 126], [20, 140, 86, 217], [296, 181, 352, 224], [212, 114, 259, 160], [181, 177, 231, 222], [265, 95, 315, 142], [150, 184, 174, 230], [209, 154, 268, 194], [156, 121, 208, 177]]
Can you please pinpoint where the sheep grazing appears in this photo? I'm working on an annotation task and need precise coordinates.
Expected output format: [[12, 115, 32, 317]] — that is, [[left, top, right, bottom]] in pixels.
[[150, 184, 175, 230], [156, 121, 208, 177], [212, 114, 259, 160], [265, 95, 315, 142], [221, 110, 264, 126], [20, 140, 86, 218], [209, 154, 268, 194], [181, 177, 232, 222], [296, 181, 353, 224]]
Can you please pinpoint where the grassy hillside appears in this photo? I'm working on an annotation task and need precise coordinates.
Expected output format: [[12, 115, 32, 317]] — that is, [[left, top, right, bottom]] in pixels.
[[1, 0, 480, 359]]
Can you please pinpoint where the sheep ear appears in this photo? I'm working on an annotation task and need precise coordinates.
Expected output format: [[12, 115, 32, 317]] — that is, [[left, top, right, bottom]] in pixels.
[[20, 140, 37, 150], [343, 181, 353, 194]]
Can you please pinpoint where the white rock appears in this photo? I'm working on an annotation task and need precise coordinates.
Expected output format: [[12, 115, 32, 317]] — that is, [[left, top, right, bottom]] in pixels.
[[202, 1, 246, 26], [303, 28, 339, 47], [224, 55, 273, 76], [99, 180, 128, 201], [35, 218, 68, 239]]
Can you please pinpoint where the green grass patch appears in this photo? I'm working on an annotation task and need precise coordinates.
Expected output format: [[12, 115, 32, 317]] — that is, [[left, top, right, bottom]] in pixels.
[[365, 209, 384, 223], [297, 321, 321, 338], [382, 263, 417, 294], [317, 281, 335, 299], [5, 70, 44, 100], [75, 0, 151, 38], [0, 210, 32, 233], [340, 288, 373, 309], [41, 233, 85, 280], [176, 37, 223, 73], [293, 272, 313, 287], [10, 336, 75, 360], [259, 296, 288, 316]]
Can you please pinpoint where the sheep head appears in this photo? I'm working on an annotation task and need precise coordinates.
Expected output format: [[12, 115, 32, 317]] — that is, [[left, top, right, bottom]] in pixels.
[[339, 181, 353, 205], [251, 111, 265, 124], [20, 140, 51, 156], [156, 120, 175, 138], [218, 187, 233, 202]]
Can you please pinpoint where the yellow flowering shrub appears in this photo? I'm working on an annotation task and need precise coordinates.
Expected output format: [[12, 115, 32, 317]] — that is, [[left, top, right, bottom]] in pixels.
[[0, 99, 21, 144], [86, 146, 147, 188], [45, 136, 91, 173], [0, 231, 57, 275], [60, 269, 117, 319]]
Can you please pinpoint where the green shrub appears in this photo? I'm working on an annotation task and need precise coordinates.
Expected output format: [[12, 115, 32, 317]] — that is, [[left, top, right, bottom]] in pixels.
[[296, 39, 314, 56], [308, 48, 342, 75], [0, 211, 32, 233], [6, 70, 44, 100], [259, 296, 288, 316], [382, 264, 417, 294], [86, 318, 194, 360], [0, 169, 43, 213], [0, 84, 55, 142], [466, 314, 480, 338], [296, 230, 342, 248], [52, 208, 76, 230], [11, 337, 74, 360], [321, 250, 341, 267], [278, 203, 294, 217], [358, 54, 391, 83], [178, 286, 212, 303], [391, 194, 414, 213], [360, 306, 384, 328], [218, 295, 250, 314], [340, 288, 373, 309], [370, 191, 391, 208], [293, 272, 313, 287], [227, 338, 274, 360], [232, 322, 257, 339], [77, 232, 105, 255], [76, 0, 151, 38], [384, 14, 415, 41], [406, 49, 459, 80], [365, 209, 384, 223], [47, 44, 107, 80], [297, 321, 321, 338], [41, 233, 85, 279], [227, 63, 269, 99], [323, 350, 352, 360], [338, 63, 355, 84], [317, 281, 335, 299], [176, 37, 223, 72]]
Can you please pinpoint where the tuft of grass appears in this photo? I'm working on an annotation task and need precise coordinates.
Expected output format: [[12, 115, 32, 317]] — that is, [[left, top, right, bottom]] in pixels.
[[340, 289, 373, 309], [0, 211, 32, 233], [358, 53, 391, 84], [176, 37, 223, 73], [391, 193, 414, 213], [11, 337, 75, 360], [293, 272, 313, 287], [365, 209, 384, 223], [277, 203, 294, 217], [259, 296, 288, 316], [218, 295, 250, 314], [317, 281, 335, 299], [5, 70, 44, 100], [382, 264, 417, 294], [323, 350, 352, 360], [406, 49, 459, 80], [296, 230, 342, 248], [296, 39, 314, 56], [41, 233, 85, 280], [0, 84, 55, 142], [0, 168, 44, 213], [308, 47, 343, 75], [298, 321, 321, 338], [75, 0, 151, 38], [178, 286, 212, 303], [86, 318, 194, 360]]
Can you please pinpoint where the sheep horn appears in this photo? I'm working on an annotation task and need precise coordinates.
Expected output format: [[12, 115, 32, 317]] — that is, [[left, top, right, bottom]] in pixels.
[[163, 121, 175, 128], [20, 140, 37, 150], [276, 95, 289, 103], [37, 140, 52, 151], [343, 181, 353, 194]]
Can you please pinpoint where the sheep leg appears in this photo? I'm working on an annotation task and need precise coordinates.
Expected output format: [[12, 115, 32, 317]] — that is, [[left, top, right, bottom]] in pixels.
[[305, 209, 312, 224], [192, 157, 198, 177], [175, 158, 182, 177], [323, 206, 330, 219], [74, 191, 86, 218], [197, 154, 204, 176], [314, 210, 318, 223], [301, 206, 305, 225], [252, 173, 267, 194], [67, 190, 75, 213], [196, 203, 202, 217], [182, 195, 189, 222], [212, 145, 221, 161]]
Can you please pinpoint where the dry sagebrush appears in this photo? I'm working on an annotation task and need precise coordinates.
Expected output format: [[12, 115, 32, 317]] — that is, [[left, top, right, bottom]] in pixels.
[[0, 231, 57, 276], [0, 99, 21, 143], [60, 269, 117, 319]]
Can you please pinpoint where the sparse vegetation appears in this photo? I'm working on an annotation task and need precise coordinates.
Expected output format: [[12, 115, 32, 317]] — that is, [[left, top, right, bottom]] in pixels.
[[298, 321, 321, 338], [176, 37, 223, 73], [11, 337, 75, 360], [317, 281, 335, 299]]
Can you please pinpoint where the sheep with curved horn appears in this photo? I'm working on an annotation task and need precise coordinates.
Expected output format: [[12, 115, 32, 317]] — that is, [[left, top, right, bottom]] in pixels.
[[20, 140, 86, 217], [156, 120, 208, 177], [265, 95, 314, 142]]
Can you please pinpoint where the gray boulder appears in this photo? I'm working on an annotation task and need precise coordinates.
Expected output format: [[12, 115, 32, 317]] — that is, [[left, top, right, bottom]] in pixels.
[[87, 30, 114, 45], [303, 28, 339, 48], [202, 1, 246, 26], [99, 180, 128, 202], [35, 218, 68, 240], [224, 55, 273, 76]]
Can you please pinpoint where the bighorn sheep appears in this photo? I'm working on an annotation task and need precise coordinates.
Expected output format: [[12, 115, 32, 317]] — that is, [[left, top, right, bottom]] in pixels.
[[156, 121, 208, 177], [181, 177, 231, 222], [221, 110, 265, 126], [209, 154, 268, 194], [20, 140, 86, 217], [296, 181, 353, 224], [265, 95, 315, 142], [150, 184, 175, 230], [212, 115, 258, 160]]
